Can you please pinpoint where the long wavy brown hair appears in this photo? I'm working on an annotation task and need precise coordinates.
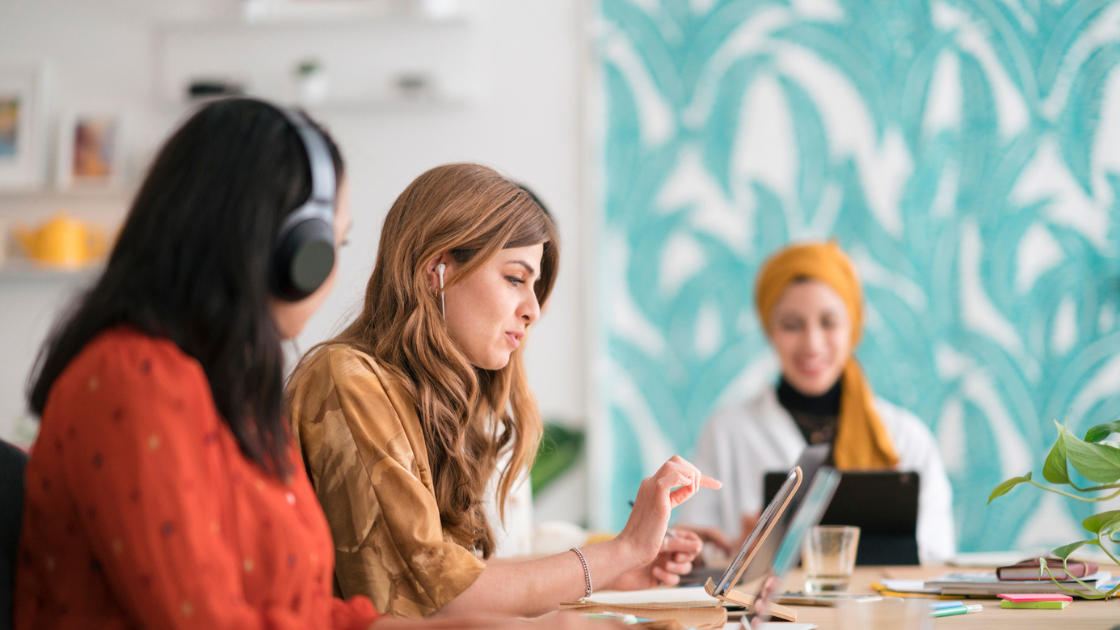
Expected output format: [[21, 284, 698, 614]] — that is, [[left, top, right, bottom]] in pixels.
[[301, 163, 558, 557]]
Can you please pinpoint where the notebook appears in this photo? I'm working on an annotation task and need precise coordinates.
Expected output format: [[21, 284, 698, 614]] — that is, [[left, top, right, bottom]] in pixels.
[[996, 558, 1098, 581]]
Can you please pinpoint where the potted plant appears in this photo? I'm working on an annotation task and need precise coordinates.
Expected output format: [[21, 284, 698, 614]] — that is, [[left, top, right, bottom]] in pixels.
[[989, 417, 1120, 598]]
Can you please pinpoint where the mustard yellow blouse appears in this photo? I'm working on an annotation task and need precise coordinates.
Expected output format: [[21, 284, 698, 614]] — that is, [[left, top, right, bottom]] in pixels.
[[287, 345, 485, 618]]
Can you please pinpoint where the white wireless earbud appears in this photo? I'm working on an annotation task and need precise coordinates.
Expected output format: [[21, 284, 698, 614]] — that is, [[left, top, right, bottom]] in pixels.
[[437, 263, 446, 320]]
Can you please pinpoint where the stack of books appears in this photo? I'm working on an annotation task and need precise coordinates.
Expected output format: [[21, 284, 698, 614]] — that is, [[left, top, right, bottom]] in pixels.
[[996, 558, 1098, 581], [923, 571, 1110, 597], [879, 558, 1118, 598]]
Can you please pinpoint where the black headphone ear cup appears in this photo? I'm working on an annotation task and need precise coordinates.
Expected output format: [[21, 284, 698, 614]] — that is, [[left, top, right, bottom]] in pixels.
[[271, 217, 335, 301]]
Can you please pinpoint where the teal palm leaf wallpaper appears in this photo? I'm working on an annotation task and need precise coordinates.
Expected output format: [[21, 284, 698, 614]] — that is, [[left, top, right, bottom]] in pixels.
[[592, 0, 1120, 550]]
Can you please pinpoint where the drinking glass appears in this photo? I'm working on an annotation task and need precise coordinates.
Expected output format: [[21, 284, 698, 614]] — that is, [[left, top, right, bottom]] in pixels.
[[801, 525, 860, 594]]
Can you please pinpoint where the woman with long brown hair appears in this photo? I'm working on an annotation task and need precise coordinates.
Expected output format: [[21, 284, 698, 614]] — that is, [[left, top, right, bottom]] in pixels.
[[287, 163, 719, 619]]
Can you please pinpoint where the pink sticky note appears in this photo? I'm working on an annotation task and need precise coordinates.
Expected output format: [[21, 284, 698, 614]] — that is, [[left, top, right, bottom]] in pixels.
[[998, 593, 1074, 603]]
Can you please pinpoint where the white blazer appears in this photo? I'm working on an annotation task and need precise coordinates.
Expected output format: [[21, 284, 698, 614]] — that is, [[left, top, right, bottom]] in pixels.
[[678, 386, 956, 562]]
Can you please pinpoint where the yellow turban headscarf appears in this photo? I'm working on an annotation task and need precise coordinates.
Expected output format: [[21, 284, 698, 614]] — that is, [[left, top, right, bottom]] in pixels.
[[754, 241, 899, 470]]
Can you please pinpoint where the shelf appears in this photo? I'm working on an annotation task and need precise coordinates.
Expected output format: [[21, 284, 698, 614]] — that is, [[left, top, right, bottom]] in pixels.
[[175, 13, 469, 29], [308, 95, 470, 115], [155, 10, 476, 112], [0, 259, 104, 281], [0, 187, 135, 201], [238, 0, 465, 26], [168, 93, 469, 117]]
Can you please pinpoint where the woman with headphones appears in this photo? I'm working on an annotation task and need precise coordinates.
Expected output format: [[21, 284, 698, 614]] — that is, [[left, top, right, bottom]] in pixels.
[[286, 163, 720, 619], [14, 100, 611, 630]]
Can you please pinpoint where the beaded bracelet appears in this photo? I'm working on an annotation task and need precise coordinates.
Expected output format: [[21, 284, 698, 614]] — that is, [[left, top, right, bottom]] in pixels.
[[570, 547, 592, 598]]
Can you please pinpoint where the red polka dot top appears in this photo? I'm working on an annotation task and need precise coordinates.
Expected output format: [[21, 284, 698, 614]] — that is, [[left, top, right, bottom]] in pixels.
[[15, 328, 378, 630]]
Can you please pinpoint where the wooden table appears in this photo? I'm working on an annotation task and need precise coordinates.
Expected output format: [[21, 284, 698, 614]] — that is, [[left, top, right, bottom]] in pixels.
[[768, 565, 1120, 629]]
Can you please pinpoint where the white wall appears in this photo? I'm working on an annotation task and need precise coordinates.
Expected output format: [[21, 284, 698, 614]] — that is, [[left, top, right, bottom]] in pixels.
[[0, 0, 590, 455]]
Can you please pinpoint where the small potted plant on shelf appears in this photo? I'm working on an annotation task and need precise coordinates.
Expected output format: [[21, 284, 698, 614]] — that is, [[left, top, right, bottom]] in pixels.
[[293, 58, 329, 105], [989, 417, 1120, 599]]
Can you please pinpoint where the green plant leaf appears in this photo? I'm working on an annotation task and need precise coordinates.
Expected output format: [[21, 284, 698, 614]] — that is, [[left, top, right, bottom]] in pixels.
[[1051, 538, 1100, 559], [1085, 420, 1120, 443], [1061, 425, 1120, 483], [988, 472, 1032, 504], [1082, 510, 1120, 535], [1043, 432, 1070, 485], [530, 423, 584, 496]]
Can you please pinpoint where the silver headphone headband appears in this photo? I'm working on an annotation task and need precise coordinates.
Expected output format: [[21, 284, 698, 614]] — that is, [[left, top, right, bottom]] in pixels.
[[275, 106, 336, 232]]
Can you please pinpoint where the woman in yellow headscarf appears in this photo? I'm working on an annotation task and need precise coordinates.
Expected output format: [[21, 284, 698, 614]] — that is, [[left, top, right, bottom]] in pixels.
[[677, 241, 955, 562]]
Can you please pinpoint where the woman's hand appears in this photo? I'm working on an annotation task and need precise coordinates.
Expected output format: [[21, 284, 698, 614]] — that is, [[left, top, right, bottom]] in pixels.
[[614, 456, 721, 567], [606, 529, 703, 590], [673, 524, 734, 557], [434, 456, 720, 617]]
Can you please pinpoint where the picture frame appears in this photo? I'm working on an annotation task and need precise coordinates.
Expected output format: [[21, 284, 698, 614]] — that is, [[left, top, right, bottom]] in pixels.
[[0, 64, 49, 191], [55, 110, 126, 190]]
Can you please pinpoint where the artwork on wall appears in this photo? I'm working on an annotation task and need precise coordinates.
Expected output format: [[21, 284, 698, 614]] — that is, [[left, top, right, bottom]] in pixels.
[[0, 65, 48, 190], [55, 111, 124, 190], [593, 0, 1120, 553]]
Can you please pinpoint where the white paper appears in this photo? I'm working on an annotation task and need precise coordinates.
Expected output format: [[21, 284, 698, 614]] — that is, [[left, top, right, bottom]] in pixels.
[[584, 586, 719, 605], [879, 579, 940, 594]]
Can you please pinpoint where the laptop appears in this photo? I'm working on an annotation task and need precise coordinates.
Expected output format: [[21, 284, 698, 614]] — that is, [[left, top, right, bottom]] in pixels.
[[764, 469, 920, 565]]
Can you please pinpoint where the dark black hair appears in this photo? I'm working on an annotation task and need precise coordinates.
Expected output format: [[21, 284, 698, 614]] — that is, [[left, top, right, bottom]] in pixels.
[[27, 98, 344, 479]]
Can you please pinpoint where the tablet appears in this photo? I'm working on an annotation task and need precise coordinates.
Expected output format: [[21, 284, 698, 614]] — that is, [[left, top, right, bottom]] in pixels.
[[734, 444, 831, 585], [749, 467, 843, 627], [709, 466, 801, 598], [680, 444, 830, 589], [763, 469, 920, 565]]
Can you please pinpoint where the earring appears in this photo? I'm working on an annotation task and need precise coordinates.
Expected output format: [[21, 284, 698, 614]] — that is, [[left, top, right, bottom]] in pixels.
[[437, 263, 446, 320]]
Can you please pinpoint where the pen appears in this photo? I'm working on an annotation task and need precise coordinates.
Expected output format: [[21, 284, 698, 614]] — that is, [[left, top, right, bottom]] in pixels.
[[931, 604, 982, 618]]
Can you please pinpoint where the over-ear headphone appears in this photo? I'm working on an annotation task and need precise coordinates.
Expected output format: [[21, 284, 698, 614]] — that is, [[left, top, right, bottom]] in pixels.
[[270, 106, 337, 301]]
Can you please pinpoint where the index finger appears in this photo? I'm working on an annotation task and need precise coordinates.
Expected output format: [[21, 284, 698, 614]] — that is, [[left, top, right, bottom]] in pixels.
[[699, 474, 721, 490]]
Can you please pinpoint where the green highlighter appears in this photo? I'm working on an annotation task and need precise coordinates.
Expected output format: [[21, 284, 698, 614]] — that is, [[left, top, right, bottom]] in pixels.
[[1000, 600, 1070, 610]]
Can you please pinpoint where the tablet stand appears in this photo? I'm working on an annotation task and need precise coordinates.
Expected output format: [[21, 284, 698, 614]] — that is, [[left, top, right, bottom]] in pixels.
[[704, 577, 797, 622]]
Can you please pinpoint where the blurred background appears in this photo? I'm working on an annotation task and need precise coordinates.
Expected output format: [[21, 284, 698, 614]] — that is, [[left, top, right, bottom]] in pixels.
[[2, 0, 1119, 556]]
